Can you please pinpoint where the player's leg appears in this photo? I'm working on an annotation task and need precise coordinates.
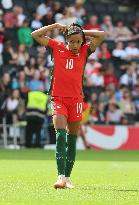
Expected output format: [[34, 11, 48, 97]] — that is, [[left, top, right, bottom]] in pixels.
[[53, 114, 67, 188], [65, 121, 80, 188], [64, 98, 83, 188]]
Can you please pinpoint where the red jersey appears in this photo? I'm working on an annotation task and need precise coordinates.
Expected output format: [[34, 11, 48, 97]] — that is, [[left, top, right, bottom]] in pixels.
[[47, 38, 94, 97], [104, 74, 118, 87]]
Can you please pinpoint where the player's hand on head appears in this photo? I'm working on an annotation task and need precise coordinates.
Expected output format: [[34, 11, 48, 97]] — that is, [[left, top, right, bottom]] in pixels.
[[56, 23, 68, 33]]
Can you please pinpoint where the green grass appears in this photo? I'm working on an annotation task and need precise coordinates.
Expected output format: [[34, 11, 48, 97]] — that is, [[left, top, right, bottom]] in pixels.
[[0, 149, 139, 205]]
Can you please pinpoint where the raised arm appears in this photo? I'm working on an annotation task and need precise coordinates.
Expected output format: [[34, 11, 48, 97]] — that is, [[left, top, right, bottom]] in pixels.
[[31, 23, 67, 47], [83, 30, 105, 51]]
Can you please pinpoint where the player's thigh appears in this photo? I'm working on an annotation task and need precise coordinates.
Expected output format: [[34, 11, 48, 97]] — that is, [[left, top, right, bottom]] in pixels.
[[66, 121, 81, 135], [53, 114, 67, 130]]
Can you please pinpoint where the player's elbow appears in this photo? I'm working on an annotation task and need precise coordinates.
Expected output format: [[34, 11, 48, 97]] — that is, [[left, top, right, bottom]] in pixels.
[[31, 31, 37, 38], [100, 31, 106, 40], [99, 32, 106, 43]]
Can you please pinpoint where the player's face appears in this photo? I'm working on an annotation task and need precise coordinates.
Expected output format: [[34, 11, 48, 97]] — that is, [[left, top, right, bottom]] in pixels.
[[67, 33, 83, 54]]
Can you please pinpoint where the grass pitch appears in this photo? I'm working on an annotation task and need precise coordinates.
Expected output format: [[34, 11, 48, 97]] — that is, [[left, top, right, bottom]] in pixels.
[[0, 149, 139, 205]]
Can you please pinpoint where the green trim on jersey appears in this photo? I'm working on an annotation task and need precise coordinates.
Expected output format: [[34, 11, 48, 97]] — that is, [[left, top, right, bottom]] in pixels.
[[81, 57, 88, 97], [47, 48, 54, 95], [87, 47, 93, 56]]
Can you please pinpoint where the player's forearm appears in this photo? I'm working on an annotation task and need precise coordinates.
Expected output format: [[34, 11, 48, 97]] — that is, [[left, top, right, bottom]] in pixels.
[[83, 30, 105, 39], [31, 23, 59, 37]]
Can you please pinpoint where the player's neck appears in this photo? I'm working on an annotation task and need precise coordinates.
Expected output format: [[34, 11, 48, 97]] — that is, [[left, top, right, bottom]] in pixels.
[[66, 45, 80, 56]]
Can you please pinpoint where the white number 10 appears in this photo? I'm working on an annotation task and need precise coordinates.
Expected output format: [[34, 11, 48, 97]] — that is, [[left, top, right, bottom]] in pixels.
[[66, 59, 73, 69]]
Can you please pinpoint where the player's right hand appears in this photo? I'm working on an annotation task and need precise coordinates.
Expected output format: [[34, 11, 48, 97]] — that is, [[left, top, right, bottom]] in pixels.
[[56, 23, 68, 33]]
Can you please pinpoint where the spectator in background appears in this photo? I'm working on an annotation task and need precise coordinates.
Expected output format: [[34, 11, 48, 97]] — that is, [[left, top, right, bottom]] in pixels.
[[115, 85, 128, 102], [5, 89, 20, 124], [56, 6, 77, 26], [2, 5, 25, 30], [121, 115, 129, 125], [17, 71, 29, 98], [99, 91, 109, 105], [101, 15, 115, 40], [41, 9, 55, 26], [17, 44, 29, 66], [104, 64, 118, 87], [132, 74, 139, 98], [2, 41, 17, 66], [125, 41, 139, 61], [3, 8, 17, 28], [112, 41, 127, 60], [130, 18, 139, 40], [86, 67, 104, 87], [120, 62, 137, 89], [18, 20, 33, 47], [120, 90, 136, 115], [85, 56, 102, 75], [69, 0, 86, 18], [85, 15, 100, 30], [0, 9, 4, 31], [24, 57, 36, 79], [105, 84, 117, 102], [90, 92, 98, 104], [0, 10, 4, 65], [1, 0, 13, 10], [106, 101, 123, 124], [36, 0, 51, 17], [31, 13, 43, 30], [13, 6, 26, 27], [40, 68, 50, 91], [52, 1, 62, 15], [25, 91, 48, 148], [134, 97, 139, 122], [0, 73, 11, 101], [115, 19, 132, 41], [29, 70, 44, 91], [97, 102, 106, 123], [36, 55, 47, 70], [84, 58, 102, 86], [98, 42, 111, 60]]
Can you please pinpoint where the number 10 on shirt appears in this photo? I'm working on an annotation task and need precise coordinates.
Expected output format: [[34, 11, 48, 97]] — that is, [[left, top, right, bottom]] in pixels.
[[66, 59, 74, 69]]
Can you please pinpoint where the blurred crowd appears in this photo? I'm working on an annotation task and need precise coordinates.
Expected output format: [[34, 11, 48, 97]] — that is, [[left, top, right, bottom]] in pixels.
[[0, 0, 139, 128]]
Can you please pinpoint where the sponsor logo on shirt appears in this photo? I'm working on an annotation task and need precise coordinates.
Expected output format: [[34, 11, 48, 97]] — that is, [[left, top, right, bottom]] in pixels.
[[58, 50, 64, 53]]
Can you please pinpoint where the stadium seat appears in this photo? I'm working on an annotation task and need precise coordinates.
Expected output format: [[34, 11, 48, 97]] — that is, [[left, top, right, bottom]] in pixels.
[[94, 3, 107, 13], [84, 3, 94, 15], [125, 113, 135, 124], [4, 28, 18, 46], [26, 1, 40, 13], [105, 41, 115, 51], [107, 3, 119, 13]]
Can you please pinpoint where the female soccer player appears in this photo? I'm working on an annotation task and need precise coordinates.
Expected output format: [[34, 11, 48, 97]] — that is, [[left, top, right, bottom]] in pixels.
[[31, 23, 105, 189]]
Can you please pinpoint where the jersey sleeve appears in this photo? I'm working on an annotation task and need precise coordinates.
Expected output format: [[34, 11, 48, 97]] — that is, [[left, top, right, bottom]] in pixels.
[[47, 38, 61, 50]]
